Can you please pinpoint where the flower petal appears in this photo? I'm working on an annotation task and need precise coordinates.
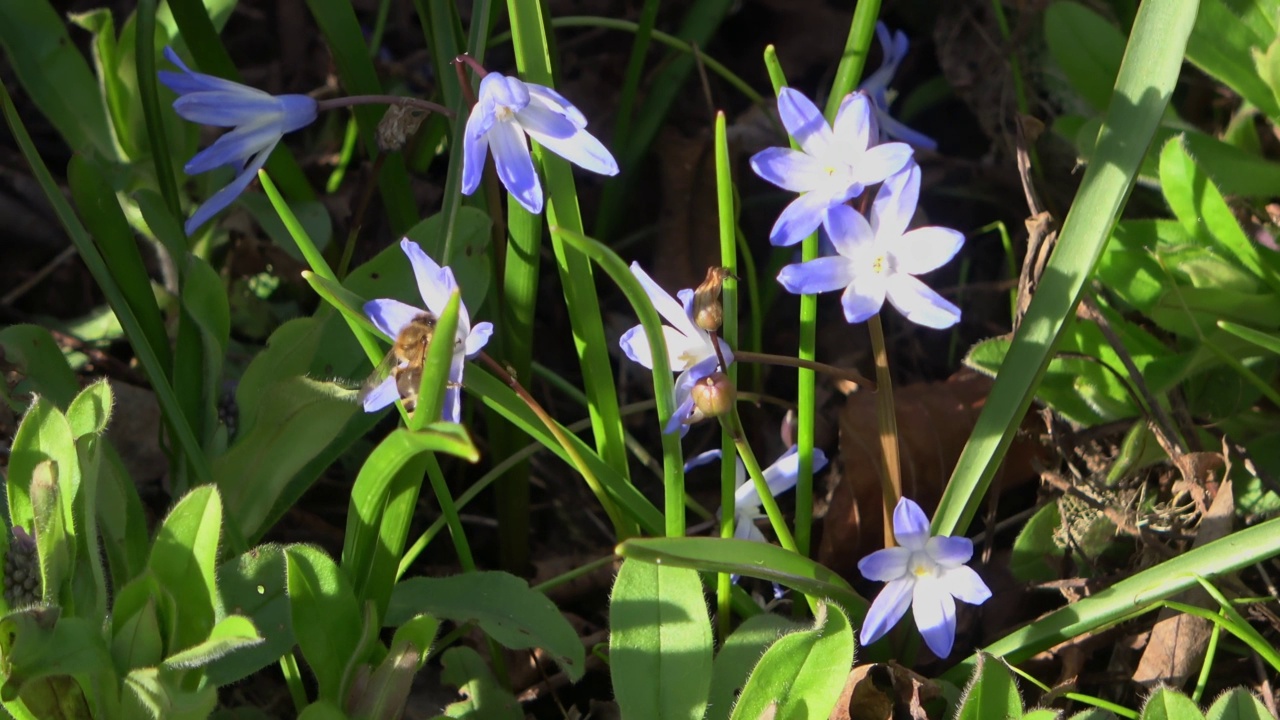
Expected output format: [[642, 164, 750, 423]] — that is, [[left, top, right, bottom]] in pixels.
[[514, 99, 579, 139], [465, 321, 493, 357], [399, 239, 454, 316], [361, 375, 400, 413], [184, 119, 280, 174], [489, 119, 542, 214], [664, 390, 697, 435], [619, 324, 698, 371], [851, 142, 914, 188], [892, 227, 964, 275], [777, 87, 833, 158], [769, 190, 839, 247], [872, 162, 920, 241], [777, 256, 857, 296], [872, 108, 938, 151], [822, 204, 877, 260], [859, 576, 914, 646], [891, 498, 932, 551], [926, 535, 974, 567], [441, 351, 467, 424], [839, 274, 888, 324], [913, 579, 957, 658], [749, 147, 831, 193], [683, 448, 722, 473], [172, 90, 280, 127], [831, 92, 873, 160], [526, 124, 619, 177], [460, 103, 491, 196], [629, 263, 701, 339], [183, 142, 274, 235], [942, 565, 992, 605], [526, 83, 588, 128], [734, 515, 767, 544], [858, 546, 912, 582], [159, 48, 250, 95], [885, 274, 961, 329], [364, 298, 425, 341]]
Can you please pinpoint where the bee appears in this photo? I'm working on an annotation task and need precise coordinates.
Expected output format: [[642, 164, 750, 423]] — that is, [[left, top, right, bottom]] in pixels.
[[358, 312, 438, 413]]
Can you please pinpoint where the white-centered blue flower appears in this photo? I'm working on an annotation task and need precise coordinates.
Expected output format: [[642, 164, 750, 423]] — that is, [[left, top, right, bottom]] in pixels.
[[857, 497, 991, 659], [461, 72, 619, 214], [777, 162, 963, 328], [686, 445, 829, 543], [859, 23, 938, 150], [619, 263, 734, 435], [749, 87, 913, 247], [362, 239, 493, 423], [159, 47, 318, 235]]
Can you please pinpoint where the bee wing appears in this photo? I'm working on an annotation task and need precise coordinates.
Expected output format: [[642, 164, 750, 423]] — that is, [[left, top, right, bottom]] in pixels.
[[356, 350, 402, 407]]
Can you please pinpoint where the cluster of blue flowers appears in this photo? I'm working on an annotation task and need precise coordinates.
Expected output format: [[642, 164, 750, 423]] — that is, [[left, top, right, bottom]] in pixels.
[[162, 22, 986, 659]]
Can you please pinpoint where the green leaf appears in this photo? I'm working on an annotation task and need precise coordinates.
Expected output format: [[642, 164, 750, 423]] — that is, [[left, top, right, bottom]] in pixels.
[[1025, 710, 1063, 720], [609, 560, 713, 720], [30, 462, 71, 605], [386, 571, 584, 681], [8, 397, 79, 548], [285, 544, 367, 704], [0, 326, 79, 409], [163, 614, 262, 669], [96, 445, 151, 591], [207, 544, 292, 686], [239, 193, 333, 259], [707, 614, 801, 720], [1218, 320, 1280, 356], [730, 601, 853, 720], [1140, 687, 1206, 720], [1187, 0, 1280, 120], [147, 485, 223, 654], [123, 666, 218, 720], [438, 646, 522, 720], [110, 573, 166, 671], [953, 652, 1023, 720], [1068, 710, 1119, 720], [296, 701, 348, 720], [0, 0, 118, 157], [1010, 502, 1064, 583], [616, 537, 868, 622], [1204, 688, 1271, 720], [66, 380, 113, 439], [0, 610, 112, 703], [1044, 2, 1126, 113], [215, 376, 358, 543]]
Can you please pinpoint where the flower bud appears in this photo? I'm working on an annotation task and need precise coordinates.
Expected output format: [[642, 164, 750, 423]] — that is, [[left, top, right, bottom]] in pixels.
[[4, 526, 40, 607], [692, 266, 733, 332], [377, 104, 428, 152], [690, 372, 735, 421]]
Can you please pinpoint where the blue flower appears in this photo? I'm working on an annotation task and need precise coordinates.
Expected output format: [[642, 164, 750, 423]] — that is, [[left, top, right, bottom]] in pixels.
[[776, 162, 963, 328], [749, 87, 913, 247], [860, 23, 938, 150], [687, 445, 829, 543], [461, 72, 619, 214], [159, 48, 318, 235], [362, 239, 493, 423], [857, 497, 991, 659], [618, 263, 733, 435]]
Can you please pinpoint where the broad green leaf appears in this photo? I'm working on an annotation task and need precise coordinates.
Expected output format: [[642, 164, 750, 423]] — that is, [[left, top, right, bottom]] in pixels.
[[66, 380, 113, 439], [163, 614, 261, 669], [609, 560, 713, 720], [239, 193, 333, 258], [215, 376, 358, 543], [1187, 0, 1280, 119], [708, 614, 801, 720], [953, 653, 1022, 720], [386, 571, 584, 681], [0, 0, 118, 158], [346, 633, 423, 720], [389, 615, 440, 673], [1044, 2, 1126, 112], [0, 610, 111, 703], [1068, 710, 1119, 720], [438, 646, 522, 720], [147, 485, 223, 654], [617, 537, 868, 623], [296, 701, 348, 720], [8, 397, 79, 547], [285, 544, 366, 704], [207, 544, 292, 686], [343, 425, 478, 622], [1140, 687, 1206, 720], [0, 326, 79, 409], [730, 601, 853, 720], [30, 462, 71, 605], [123, 666, 218, 720], [96, 444, 150, 590], [1205, 688, 1271, 720], [1025, 711, 1063, 720], [1010, 502, 1064, 583], [109, 578, 164, 671]]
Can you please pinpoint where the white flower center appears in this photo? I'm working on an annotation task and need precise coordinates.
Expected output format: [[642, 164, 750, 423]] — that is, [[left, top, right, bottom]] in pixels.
[[495, 105, 515, 122], [909, 552, 939, 579]]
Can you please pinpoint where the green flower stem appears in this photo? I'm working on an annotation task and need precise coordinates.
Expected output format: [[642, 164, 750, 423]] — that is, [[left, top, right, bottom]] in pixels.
[[867, 314, 901, 547], [280, 651, 308, 716], [715, 111, 738, 640], [733, 351, 875, 389], [723, 412, 795, 555], [506, 0, 634, 504], [476, 353, 629, 537]]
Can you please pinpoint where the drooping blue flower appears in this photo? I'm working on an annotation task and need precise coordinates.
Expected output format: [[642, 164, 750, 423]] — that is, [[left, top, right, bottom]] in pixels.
[[159, 47, 318, 235], [618, 263, 733, 435], [362, 239, 493, 423], [857, 497, 991, 659], [776, 162, 963, 328], [461, 72, 619, 214], [859, 23, 938, 150], [749, 87, 913, 247]]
